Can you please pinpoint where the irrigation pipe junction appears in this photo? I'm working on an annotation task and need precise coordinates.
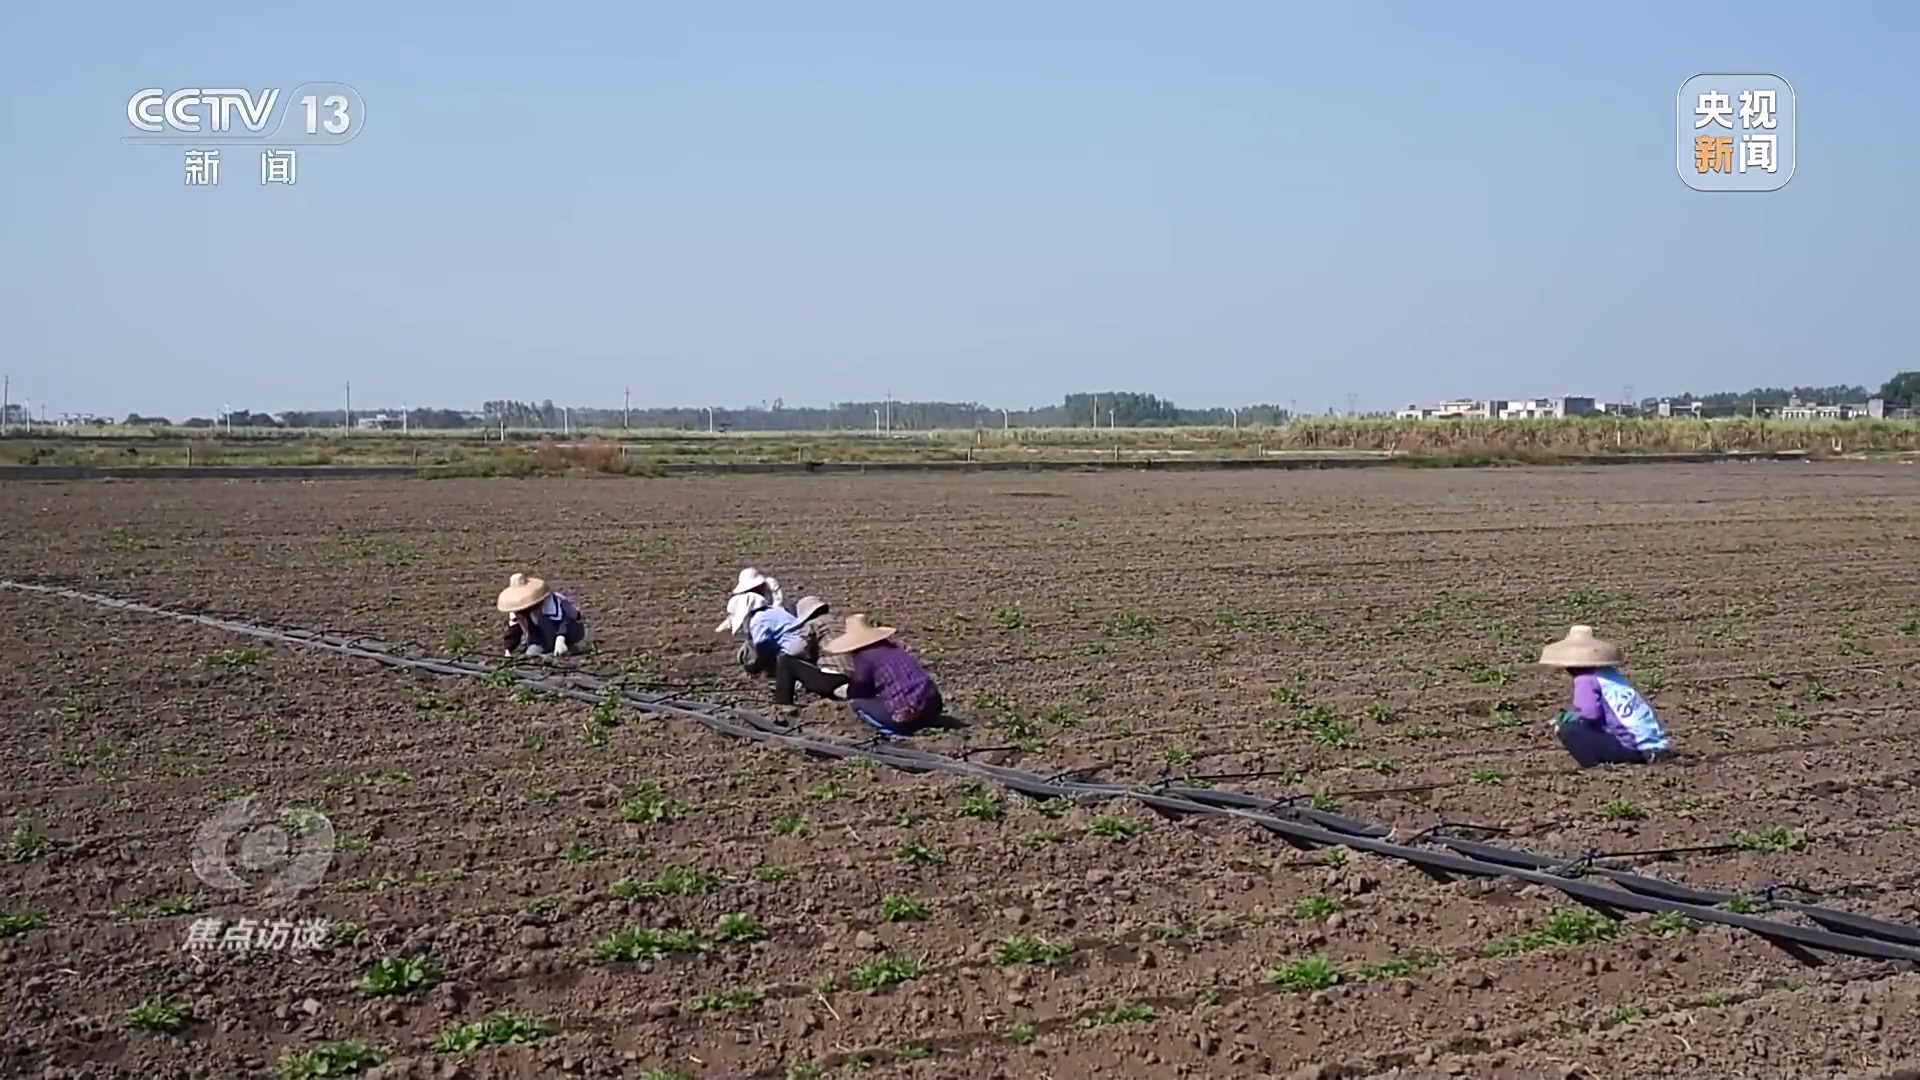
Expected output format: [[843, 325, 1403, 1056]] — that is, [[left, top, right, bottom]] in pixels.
[[9, 580, 1920, 968]]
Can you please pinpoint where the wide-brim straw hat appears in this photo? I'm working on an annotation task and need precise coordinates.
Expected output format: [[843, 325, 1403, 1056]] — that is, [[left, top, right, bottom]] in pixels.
[[824, 613, 895, 654], [1538, 624, 1624, 668], [730, 567, 771, 596], [795, 596, 830, 625], [496, 572, 551, 613]]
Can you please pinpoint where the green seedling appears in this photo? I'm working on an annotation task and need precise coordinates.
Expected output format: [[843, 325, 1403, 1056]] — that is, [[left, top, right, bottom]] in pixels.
[[1484, 908, 1617, 957], [955, 789, 1003, 820], [1648, 911, 1693, 934], [0, 912, 45, 937], [641, 865, 722, 896], [1086, 815, 1143, 840], [880, 895, 929, 922], [1734, 827, 1808, 853], [690, 987, 764, 1012], [1007, 1022, 1038, 1045], [1077, 1002, 1154, 1028], [595, 927, 704, 962], [846, 954, 919, 990], [360, 956, 436, 997], [994, 935, 1071, 966], [1268, 955, 1341, 991], [125, 1000, 191, 1032], [896, 842, 944, 867], [619, 785, 684, 823], [1294, 894, 1339, 919], [713, 913, 764, 943], [207, 647, 265, 668], [1599, 798, 1647, 821], [9, 827, 52, 862], [1353, 952, 1444, 980], [430, 1012, 554, 1053], [278, 1041, 383, 1078]]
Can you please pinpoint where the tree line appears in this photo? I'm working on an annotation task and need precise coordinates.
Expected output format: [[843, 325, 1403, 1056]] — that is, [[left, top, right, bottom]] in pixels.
[[107, 373, 1919, 430]]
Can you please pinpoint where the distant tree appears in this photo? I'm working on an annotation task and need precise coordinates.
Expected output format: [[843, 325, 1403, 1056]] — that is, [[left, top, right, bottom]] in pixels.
[[1878, 371, 1920, 410]]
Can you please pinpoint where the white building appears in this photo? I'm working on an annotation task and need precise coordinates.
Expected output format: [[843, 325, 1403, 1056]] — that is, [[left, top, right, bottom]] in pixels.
[[1498, 396, 1598, 419]]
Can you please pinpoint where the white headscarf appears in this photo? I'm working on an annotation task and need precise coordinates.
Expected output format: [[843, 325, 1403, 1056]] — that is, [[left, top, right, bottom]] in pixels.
[[715, 589, 770, 635], [716, 567, 783, 632]]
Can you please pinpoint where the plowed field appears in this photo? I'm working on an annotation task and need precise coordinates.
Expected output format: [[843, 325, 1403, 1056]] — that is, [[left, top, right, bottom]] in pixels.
[[4, 462, 1920, 1080]]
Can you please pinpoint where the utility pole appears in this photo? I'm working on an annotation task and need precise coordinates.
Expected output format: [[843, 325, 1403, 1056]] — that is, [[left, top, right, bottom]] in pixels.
[[706, 406, 715, 433], [224, 403, 232, 434], [1001, 407, 1009, 431], [623, 387, 630, 430], [884, 390, 892, 434], [1346, 392, 1359, 417], [345, 381, 353, 433], [2, 374, 9, 434], [402, 404, 409, 434]]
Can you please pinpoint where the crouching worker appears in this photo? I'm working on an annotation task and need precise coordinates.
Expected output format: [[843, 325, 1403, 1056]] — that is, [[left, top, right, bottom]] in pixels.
[[497, 573, 587, 658], [727, 589, 808, 676], [714, 566, 785, 635], [822, 614, 943, 735], [772, 597, 853, 705], [1537, 624, 1669, 767]]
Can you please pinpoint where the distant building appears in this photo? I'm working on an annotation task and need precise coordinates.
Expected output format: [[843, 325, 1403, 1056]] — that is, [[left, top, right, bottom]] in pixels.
[[1775, 395, 1885, 421], [1498, 397, 1598, 419], [1657, 399, 1746, 419], [357, 413, 399, 430], [1437, 398, 1505, 419], [1395, 397, 1597, 420]]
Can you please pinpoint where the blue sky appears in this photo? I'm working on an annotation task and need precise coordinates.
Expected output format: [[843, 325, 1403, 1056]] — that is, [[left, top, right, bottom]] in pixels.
[[1, 2, 1914, 419]]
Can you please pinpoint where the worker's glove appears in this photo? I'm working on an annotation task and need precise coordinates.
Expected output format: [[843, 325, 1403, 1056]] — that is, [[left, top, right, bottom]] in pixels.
[[831, 685, 850, 700], [554, 638, 569, 657]]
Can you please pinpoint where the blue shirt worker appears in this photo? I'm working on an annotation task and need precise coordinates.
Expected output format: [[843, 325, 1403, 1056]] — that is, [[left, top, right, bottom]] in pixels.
[[1537, 624, 1670, 768]]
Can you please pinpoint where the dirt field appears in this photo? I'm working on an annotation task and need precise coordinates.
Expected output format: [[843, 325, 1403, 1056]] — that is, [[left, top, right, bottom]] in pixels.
[[4, 462, 1920, 1080]]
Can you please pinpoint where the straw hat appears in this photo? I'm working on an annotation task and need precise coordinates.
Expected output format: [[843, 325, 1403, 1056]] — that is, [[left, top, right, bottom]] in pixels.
[[1538, 625, 1624, 668], [823, 613, 895, 654], [731, 567, 771, 596], [795, 596, 830, 625], [496, 572, 550, 613]]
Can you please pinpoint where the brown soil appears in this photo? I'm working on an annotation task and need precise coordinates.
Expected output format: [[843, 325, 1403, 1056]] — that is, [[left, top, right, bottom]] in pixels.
[[3, 463, 1919, 1080]]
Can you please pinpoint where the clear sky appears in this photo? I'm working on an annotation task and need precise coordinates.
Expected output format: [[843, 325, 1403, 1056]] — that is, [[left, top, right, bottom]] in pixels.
[[2, 2, 1915, 420]]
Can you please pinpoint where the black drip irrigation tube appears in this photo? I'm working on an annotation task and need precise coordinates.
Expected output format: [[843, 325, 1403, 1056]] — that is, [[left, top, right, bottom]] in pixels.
[[8, 579, 1920, 968]]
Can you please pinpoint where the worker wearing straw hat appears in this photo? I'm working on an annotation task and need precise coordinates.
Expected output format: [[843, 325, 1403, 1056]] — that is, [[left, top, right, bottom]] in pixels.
[[1538, 625, 1669, 767], [771, 596, 854, 705], [497, 572, 588, 658], [824, 613, 943, 735]]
